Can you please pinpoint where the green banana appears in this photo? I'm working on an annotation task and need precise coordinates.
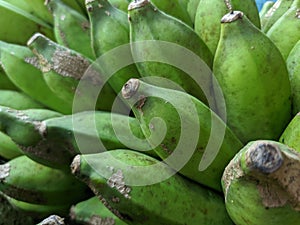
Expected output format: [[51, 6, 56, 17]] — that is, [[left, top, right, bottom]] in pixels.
[[27, 33, 121, 113], [0, 105, 152, 168], [150, 0, 193, 27], [36, 215, 65, 225], [0, 131, 23, 159], [280, 112, 300, 152], [0, 155, 92, 206], [46, 0, 95, 59], [0, 40, 72, 114], [86, 0, 140, 94], [0, 192, 34, 225], [187, 0, 201, 24], [0, 89, 46, 109], [261, 0, 294, 32], [121, 78, 243, 191], [128, 0, 214, 105], [194, 0, 261, 55], [0, 0, 54, 45], [71, 150, 234, 225], [69, 196, 127, 225], [222, 140, 300, 225], [108, 0, 130, 12], [259, 0, 275, 18], [286, 40, 300, 115], [0, 67, 18, 90], [3, 194, 70, 221], [213, 11, 291, 144], [266, 0, 300, 60]]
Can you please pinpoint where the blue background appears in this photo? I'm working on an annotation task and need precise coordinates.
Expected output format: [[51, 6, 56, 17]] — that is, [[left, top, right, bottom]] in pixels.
[[255, 0, 277, 11]]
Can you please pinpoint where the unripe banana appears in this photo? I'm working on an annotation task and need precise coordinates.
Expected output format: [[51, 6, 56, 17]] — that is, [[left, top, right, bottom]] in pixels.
[[286, 40, 300, 115], [108, 0, 130, 12], [27, 33, 119, 113], [150, 0, 193, 27], [261, 0, 293, 32], [187, 0, 201, 24], [128, 0, 213, 105], [0, 155, 92, 206], [213, 11, 291, 144], [0, 0, 54, 45], [0, 192, 34, 225], [266, 0, 300, 60], [0, 131, 23, 160], [0, 105, 152, 169], [0, 68, 18, 90], [0, 89, 46, 110], [69, 196, 127, 225], [121, 78, 243, 191], [222, 140, 300, 225], [46, 0, 95, 59], [280, 112, 300, 152], [86, 0, 140, 94], [71, 150, 234, 225], [194, 0, 260, 55], [0, 40, 72, 114], [3, 194, 70, 221]]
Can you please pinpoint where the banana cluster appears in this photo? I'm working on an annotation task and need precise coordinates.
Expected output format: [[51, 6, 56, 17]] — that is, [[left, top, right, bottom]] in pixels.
[[0, 0, 299, 224]]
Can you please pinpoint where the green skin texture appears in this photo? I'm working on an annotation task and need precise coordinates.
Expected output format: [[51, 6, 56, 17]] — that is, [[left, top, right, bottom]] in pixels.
[[27, 33, 117, 112], [280, 112, 300, 152], [0, 0, 54, 45], [72, 150, 234, 225], [261, 0, 294, 33], [0, 131, 23, 160], [222, 141, 300, 225], [266, 0, 300, 60], [213, 13, 292, 144], [128, 1, 213, 105], [286, 40, 300, 115], [108, 0, 130, 12], [259, 1, 275, 18], [194, 0, 260, 56], [47, 0, 95, 59], [70, 196, 127, 225], [0, 41, 72, 114], [87, 0, 140, 94], [123, 80, 243, 191], [0, 155, 91, 206], [0, 106, 152, 168], [0, 68, 18, 90], [0, 193, 34, 225], [150, 0, 193, 27], [187, 0, 201, 24]]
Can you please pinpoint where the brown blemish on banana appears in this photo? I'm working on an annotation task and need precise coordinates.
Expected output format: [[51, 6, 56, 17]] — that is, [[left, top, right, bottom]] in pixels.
[[122, 78, 140, 99], [128, 0, 149, 11], [107, 169, 131, 199], [31, 48, 52, 73], [0, 163, 10, 180], [105, 10, 111, 16], [296, 9, 300, 19], [97, 195, 124, 220], [24, 56, 41, 70], [89, 215, 115, 225]]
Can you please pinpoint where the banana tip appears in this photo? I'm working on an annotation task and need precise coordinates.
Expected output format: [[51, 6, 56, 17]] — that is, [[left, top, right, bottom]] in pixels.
[[128, 0, 149, 11], [122, 78, 140, 99], [70, 155, 81, 175], [221, 11, 244, 23], [27, 33, 44, 47]]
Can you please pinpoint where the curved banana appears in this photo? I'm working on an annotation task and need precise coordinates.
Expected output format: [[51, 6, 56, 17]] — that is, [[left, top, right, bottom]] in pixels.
[[0, 89, 45, 109], [0, 68, 18, 90], [0, 0, 54, 45], [46, 0, 95, 59], [0, 105, 152, 169], [27, 33, 119, 113], [108, 0, 130, 12], [286, 40, 300, 115], [261, 0, 293, 32], [0, 155, 92, 206], [0, 40, 72, 114], [259, 0, 275, 18], [128, 0, 213, 105], [86, 0, 140, 94], [280, 112, 300, 152], [69, 196, 127, 225], [121, 78, 243, 191], [0, 131, 23, 160], [213, 11, 291, 144], [71, 150, 234, 225], [194, 0, 261, 55], [266, 0, 300, 60], [222, 140, 300, 225], [150, 0, 193, 27], [187, 0, 201, 24]]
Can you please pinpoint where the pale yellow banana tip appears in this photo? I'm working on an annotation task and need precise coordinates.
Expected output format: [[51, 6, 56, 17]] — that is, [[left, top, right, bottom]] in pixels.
[[122, 78, 140, 99]]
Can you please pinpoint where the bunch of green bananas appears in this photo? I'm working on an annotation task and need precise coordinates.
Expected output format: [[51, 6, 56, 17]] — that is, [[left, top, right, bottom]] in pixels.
[[0, 0, 299, 224]]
